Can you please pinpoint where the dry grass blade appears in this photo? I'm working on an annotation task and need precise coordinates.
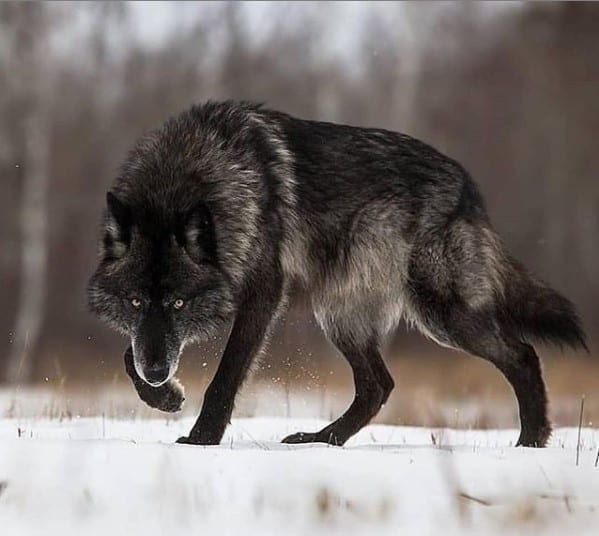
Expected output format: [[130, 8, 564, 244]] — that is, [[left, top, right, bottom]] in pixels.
[[457, 492, 492, 507], [576, 395, 585, 466]]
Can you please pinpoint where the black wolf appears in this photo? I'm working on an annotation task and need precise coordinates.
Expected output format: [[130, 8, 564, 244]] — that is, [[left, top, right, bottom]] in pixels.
[[88, 100, 586, 447]]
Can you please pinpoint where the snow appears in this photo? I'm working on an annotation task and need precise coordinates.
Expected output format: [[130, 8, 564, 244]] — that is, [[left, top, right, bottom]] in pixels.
[[1, 415, 599, 535]]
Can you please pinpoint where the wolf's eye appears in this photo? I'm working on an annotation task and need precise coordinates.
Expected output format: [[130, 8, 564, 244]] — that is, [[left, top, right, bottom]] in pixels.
[[173, 299, 185, 310], [131, 298, 142, 309]]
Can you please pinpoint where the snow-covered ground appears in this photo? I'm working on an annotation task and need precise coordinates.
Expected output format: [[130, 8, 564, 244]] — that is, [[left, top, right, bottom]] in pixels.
[[1, 414, 598, 536]]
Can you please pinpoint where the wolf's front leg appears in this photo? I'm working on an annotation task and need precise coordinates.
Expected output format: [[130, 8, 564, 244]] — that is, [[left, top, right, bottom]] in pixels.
[[176, 270, 283, 446], [124, 346, 185, 413]]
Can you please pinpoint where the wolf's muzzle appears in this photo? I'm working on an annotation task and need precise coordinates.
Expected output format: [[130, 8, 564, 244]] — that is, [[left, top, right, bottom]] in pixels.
[[143, 364, 170, 386]]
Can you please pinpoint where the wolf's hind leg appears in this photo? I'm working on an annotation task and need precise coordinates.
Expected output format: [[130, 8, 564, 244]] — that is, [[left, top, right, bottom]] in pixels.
[[282, 324, 394, 446], [458, 330, 550, 447], [124, 346, 185, 413], [407, 226, 551, 447], [415, 307, 550, 447]]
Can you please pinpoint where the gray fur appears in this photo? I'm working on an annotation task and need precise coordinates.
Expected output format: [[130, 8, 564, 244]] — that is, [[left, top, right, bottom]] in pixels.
[[89, 100, 586, 447]]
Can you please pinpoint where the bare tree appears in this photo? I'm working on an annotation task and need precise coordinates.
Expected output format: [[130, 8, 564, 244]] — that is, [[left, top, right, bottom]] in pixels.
[[4, 4, 53, 383], [0, 2, 597, 381]]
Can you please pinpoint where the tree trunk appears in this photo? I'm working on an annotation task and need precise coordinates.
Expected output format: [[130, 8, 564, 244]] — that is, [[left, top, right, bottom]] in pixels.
[[6, 107, 50, 384]]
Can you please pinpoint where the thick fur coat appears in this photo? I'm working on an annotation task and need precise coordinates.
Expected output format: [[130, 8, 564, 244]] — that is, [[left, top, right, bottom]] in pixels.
[[89, 101, 586, 447]]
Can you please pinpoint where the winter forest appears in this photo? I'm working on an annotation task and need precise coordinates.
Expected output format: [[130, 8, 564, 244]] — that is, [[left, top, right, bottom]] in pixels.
[[1, 3, 599, 535], [2, 2, 597, 386]]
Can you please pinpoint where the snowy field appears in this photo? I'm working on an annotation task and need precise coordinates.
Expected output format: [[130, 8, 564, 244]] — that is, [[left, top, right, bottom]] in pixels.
[[1, 412, 599, 536]]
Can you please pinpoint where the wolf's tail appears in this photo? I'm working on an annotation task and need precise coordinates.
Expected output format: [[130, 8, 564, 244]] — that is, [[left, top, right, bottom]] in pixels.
[[499, 259, 588, 352]]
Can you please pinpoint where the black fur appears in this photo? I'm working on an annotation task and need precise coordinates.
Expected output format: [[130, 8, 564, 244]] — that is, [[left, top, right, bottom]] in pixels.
[[88, 100, 586, 448]]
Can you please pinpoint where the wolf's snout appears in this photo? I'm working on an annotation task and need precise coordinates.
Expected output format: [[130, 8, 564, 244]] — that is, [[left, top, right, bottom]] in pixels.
[[143, 364, 170, 386]]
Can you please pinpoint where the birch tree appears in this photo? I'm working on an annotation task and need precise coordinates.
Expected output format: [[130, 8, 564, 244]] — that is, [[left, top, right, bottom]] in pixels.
[[3, 3, 53, 384]]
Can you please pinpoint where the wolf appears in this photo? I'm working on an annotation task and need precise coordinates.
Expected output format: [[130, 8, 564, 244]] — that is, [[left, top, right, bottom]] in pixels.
[[88, 100, 586, 447]]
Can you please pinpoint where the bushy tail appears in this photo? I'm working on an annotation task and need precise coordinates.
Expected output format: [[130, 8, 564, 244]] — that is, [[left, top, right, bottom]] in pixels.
[[500, 260, 588, 352]]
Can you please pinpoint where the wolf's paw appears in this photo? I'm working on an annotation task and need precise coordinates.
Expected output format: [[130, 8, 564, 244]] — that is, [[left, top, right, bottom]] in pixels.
[[282, 431, 341, 445], [175, 435, 199, 445], [175, 434, 220, 446], [139, 378, 185, 413], [282, 431, 317, 444], [515, 424, 552, 448]]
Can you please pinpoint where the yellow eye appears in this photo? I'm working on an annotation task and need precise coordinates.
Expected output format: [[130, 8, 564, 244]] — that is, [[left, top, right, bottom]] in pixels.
[[173, 299, 185, 310], [131, 298, 142, 309]]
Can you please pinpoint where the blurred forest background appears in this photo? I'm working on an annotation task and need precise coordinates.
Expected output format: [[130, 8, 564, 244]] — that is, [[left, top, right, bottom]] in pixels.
[[0, 2, 598, 425]]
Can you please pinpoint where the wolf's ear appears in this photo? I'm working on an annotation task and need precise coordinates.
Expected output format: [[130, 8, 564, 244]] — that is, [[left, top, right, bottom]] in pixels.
[[177, 202, 217, 263], [103, 192, 132, 259]]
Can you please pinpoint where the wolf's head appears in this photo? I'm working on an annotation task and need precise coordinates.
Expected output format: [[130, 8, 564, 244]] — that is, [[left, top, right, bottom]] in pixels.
[[88, 192, 234, 386]]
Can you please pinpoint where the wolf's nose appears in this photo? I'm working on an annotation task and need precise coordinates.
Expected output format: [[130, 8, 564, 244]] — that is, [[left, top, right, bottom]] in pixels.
[[144, 365, 170, 386]]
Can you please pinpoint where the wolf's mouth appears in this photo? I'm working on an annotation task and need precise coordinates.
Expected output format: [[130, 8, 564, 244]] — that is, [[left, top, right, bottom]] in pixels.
[[143, 367, 171, 387], [131, 339, 178, 387]]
